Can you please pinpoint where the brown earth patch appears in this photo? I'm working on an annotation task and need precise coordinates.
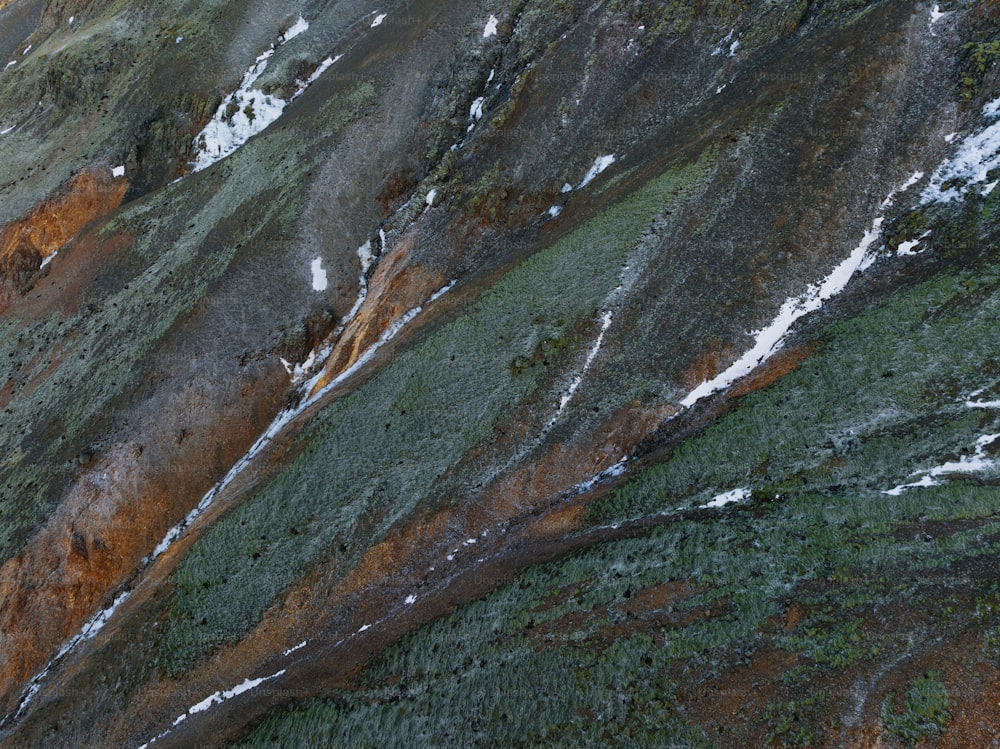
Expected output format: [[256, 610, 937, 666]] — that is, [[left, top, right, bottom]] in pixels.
[[0, 168, 128, 313], [0, 362, 288, 715], [92, 399, 671, 743], [310, 226, 446, 395], [527, 583, 727, 652], [680, 644, 800, 748], [729, 343, 816, 399], [677, 339, 740, 393]]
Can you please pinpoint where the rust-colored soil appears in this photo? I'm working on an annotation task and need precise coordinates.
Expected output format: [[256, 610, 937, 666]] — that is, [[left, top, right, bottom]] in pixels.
[[311, 227, 446, 394], [0, 169, 128, 313]]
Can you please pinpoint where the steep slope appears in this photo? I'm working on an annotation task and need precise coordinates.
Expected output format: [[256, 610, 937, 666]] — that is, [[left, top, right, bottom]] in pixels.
[[0, 0, 998, 746]]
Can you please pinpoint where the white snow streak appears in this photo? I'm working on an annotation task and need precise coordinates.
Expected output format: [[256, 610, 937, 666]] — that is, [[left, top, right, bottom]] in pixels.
[[577, 154, 616, 189], [469, 96, 485, 121], [425, 188, 438, 206], [681, 215, 884, 408], [9, 590, 130, 723], [1, 125, 15, 135], [929, 4, 948, 33], [283, 641, 307, 657], [283, 16, 310, 41], [883, 434, 1000, 496], [371, 13, 387, 27], [680, 165, 938, 410], [550, 311, 613, 420], [967, 399, 1000, 409], [711, 29, 735, 57], [569, 457, 629, 496], [139, 669, 288, 748]]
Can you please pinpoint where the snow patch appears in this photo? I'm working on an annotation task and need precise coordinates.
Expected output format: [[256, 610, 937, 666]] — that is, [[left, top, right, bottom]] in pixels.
[[484, 14, 499, 39], [711, 29, 735, 56], [881, 171, 924, 207], [282, 16, 309, 42], [571, 457, 629, 496], [561, 182, 573, 193], [546, 205, 562, 218], [22, 45, 31, 56], [550, 310, 613, 420], [922, 97, 1000, 203], [357, 240, 376, 275], [577, 154, 616, 189], [425, 188, 438, 206], [897, 238, 922, 255], [190, 19, 340, 173], [469, 96, 485, 121], [929, 4, 948, 33], [311, 257, 328, 291], [188, 670, 286, 715], [405, 594, 417, 605], [371, 13, 387, 27], [4, 60, 16, 70], [967, 399, 1000, 409], [68, 16, 74, 24], [111, 165, 125, 178], [0, 125, 14, 135], [175, 36, 183, 44], [703, 487, 750, 508]]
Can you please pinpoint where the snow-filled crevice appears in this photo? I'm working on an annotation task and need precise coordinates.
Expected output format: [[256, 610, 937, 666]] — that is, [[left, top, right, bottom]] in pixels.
[[190, 17, 343, 173], [680, 170, 927, 410], [137, 670, 287, 749], [6, 217, 455, 729], [883, 433, 1000, 496]]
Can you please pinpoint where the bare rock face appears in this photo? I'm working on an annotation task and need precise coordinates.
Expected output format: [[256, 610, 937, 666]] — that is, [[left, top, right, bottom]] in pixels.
[[1, 0, 1000, 747]]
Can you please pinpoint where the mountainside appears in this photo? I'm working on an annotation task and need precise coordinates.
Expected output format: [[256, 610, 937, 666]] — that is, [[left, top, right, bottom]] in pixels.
[[1, 0, 999, 746]]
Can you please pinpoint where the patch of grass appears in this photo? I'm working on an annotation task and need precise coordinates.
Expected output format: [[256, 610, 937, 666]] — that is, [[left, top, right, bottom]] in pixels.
[[763, 692, 825, 748], [157, 153, 719, 675], [229, 182, 1000, 746], [589, 237, 1000, 526], [780, 615, 869, 669], [882, 673, 950, 748]]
